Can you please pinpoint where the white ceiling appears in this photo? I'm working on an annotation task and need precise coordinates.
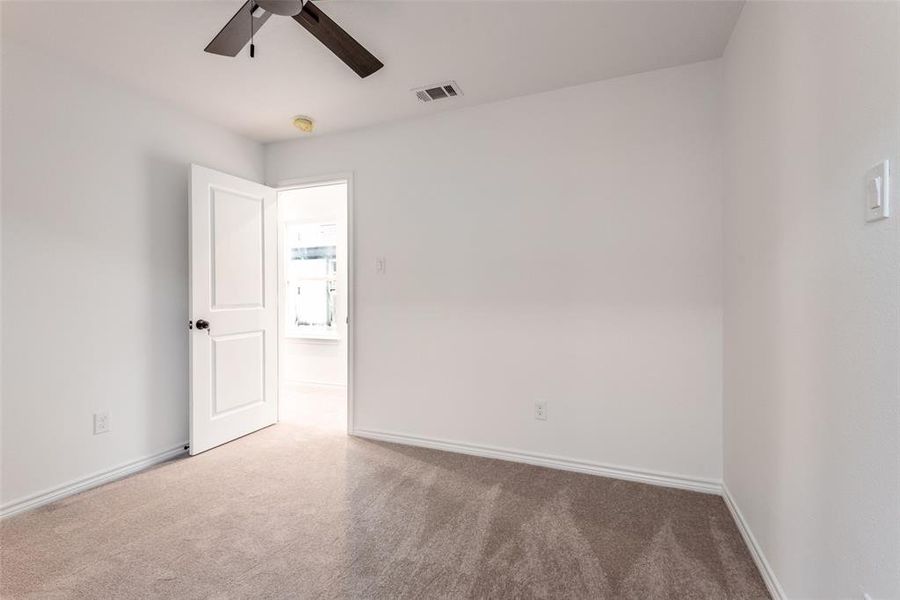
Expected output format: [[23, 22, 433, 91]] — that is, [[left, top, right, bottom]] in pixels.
[[2, 1, 743, 143]]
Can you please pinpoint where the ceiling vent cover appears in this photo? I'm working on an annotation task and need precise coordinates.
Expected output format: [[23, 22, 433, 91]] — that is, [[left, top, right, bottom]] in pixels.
[[413, 81, 463, 103]]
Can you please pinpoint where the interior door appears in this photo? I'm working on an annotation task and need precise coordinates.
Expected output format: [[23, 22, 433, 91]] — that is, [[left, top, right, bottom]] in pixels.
[[189, 165, 277, 455]]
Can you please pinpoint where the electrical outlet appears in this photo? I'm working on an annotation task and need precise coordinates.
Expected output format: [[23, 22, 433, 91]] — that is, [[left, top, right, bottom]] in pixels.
[[93, 412, 110, 435], [375, 257, 386, 274], [534, 401, 548, 421]]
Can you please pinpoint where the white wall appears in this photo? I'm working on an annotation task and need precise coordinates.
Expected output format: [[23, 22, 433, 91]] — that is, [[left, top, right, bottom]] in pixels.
[[279, 184, 348, 387], [267, 60, 725, 482], [0, 6, 5, 497], [0, 41, 263, 508], [722, 2, 900, 598]]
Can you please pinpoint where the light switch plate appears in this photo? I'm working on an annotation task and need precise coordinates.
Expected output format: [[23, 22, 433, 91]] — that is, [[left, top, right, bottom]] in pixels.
[[865, 160, 890, 222]]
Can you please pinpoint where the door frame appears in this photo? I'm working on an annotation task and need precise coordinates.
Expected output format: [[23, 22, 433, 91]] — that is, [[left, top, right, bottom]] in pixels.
[[274, 172, 355, 434]]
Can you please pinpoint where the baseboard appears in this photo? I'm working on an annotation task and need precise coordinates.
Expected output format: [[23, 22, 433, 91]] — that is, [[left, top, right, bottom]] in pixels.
[[0, 444, 188, 519], [722, 484, 787, 600], [352, 428, 722, 495]]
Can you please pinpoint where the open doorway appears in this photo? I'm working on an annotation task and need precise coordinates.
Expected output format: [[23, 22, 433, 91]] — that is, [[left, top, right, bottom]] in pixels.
[[277, 178, 351, 433]]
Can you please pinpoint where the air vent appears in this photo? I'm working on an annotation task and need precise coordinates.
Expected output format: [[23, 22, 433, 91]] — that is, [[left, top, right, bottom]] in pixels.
[[413, 81, 463, 103]]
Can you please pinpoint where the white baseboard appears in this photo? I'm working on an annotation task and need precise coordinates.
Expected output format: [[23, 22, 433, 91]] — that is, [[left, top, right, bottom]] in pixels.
[[722, 484, 786, 600], [0, 444, 188, 519], [352, 428, 722, 495]]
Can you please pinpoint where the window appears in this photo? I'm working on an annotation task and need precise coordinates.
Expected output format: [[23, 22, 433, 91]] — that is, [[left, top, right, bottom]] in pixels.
[[284, 222, 338, 339]]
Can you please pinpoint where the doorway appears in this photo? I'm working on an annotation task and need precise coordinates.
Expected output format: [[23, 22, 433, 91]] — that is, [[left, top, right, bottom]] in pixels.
[[276, 178, 352, 433]]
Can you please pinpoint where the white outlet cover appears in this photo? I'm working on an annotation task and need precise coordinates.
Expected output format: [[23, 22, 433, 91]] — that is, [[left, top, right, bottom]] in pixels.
[[93, 412, 110, 435], [865, 160, 890, 222]]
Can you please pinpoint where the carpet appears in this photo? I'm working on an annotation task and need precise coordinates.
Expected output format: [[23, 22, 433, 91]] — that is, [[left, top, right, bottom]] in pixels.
[[1, 413, 769, 598]]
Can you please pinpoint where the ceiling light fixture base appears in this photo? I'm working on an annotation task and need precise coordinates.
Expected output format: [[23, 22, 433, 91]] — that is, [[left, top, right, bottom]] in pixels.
[[292, 115, 315, 133]]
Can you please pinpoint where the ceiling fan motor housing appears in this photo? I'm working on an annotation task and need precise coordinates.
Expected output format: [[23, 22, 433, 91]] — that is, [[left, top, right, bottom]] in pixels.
[[255, 0, 305, 17]]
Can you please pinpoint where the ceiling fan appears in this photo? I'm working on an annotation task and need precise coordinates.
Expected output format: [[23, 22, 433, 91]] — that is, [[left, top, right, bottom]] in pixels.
[[205, 0, 383, 78]]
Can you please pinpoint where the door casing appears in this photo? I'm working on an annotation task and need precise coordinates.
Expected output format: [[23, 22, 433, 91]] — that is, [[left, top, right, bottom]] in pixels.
[[274, 173, 355, 434]]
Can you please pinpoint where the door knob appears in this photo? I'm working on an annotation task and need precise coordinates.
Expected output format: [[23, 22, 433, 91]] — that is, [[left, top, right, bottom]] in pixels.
[[195, 319, 210, 330]]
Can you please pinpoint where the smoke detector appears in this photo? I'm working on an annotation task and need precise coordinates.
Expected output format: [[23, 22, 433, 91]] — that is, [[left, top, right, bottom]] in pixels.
[[413, 81, 463, 103]]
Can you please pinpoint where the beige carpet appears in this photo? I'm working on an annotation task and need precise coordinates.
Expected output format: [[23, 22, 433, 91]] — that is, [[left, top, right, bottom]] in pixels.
[[1, 388, 768, 599]]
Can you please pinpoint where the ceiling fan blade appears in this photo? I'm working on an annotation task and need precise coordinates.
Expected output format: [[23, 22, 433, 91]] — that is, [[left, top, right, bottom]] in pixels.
[[293, 2, 384, 78], [205, 1, 273, 57]]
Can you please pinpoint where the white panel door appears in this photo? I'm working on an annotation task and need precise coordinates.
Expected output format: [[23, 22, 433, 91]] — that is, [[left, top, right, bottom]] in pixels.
[[190, 165, 277, 455]]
